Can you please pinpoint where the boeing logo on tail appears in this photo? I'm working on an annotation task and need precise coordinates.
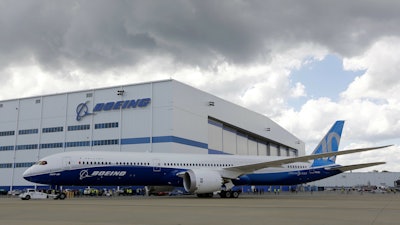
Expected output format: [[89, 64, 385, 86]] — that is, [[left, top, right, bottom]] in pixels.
[[22, 120, 392, 198]]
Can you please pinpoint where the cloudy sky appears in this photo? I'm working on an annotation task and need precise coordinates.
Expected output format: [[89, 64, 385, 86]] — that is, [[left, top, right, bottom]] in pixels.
[[1, 0, 399, 171]]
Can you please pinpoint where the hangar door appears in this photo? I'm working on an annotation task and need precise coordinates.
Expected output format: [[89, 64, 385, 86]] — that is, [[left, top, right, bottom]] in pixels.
[[208, 118, 297, 157]]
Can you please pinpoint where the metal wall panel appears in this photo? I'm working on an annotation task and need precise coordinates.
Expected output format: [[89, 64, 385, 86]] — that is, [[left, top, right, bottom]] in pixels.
[[248, 139, 258, 156], [208, 121, 223, 152], [269, 143, 278, 156], [258, 142, 267, 156], [223, 128, 237, 154], [237, 134, 248, 155]]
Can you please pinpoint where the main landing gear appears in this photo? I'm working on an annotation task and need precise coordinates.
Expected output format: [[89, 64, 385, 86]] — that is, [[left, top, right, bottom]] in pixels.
[[219, 190, 241, 198], [196, 190, 241, 198]]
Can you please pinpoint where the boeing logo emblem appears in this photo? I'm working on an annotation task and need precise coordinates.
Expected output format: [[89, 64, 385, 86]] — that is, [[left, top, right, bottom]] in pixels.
[[75, 98, 151, 121], [80, 170, 127, 180], [76, 101, 93, 121]]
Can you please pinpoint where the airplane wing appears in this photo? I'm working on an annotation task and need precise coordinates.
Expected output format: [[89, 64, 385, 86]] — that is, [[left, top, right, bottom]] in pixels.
[[223, 145, 392, 177], [325, 162, 386, 172]]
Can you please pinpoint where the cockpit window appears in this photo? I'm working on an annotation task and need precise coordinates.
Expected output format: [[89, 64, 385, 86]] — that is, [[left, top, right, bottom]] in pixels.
[[35, 161, 47, 165]]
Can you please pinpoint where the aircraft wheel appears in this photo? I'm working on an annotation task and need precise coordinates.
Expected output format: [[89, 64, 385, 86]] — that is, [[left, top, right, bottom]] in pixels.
[[59, 193, 66, 200]]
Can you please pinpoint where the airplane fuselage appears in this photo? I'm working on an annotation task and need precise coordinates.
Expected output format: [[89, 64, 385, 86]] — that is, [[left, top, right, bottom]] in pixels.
[[23, 151, 342, 187]]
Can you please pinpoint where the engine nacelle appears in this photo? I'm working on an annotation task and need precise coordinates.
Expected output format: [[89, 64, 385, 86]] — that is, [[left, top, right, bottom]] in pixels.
[[181, 169, 223, 194]]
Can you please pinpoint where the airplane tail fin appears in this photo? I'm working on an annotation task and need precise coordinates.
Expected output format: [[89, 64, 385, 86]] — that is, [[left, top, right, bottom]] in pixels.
[[311, 120, 344, 167]]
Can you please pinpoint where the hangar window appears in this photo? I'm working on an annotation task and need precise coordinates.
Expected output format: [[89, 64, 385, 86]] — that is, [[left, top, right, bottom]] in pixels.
[[40, 142, 63, 149], [15, 162, 35, 168], [16, 144, 38, 150], [19, 128, 39, 135], [0, 163, 12, 168], [0, 130, 15, 136], [68, 124, 90, 131], [94, 122, 119, 129], [86, 93, 93, 98], [92, 139, 119, 146], [42, 126, 64, 133], [66, 141, 90, 148], [0, 146, 14, 151]]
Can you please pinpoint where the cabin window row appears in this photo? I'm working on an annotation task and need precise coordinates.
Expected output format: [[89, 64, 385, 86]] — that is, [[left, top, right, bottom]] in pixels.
[[77, 161, 234, 167], [164, 162, 234, 167], [78, 161, 150, 166], [287, 165, 307, 169]]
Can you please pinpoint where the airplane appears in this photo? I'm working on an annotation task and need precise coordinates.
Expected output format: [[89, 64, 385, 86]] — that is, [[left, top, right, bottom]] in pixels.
[[22, 120, 392, 198]]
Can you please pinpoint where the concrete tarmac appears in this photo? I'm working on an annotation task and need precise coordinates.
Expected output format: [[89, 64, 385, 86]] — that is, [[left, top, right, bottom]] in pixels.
[[1, 192, 400, 225]]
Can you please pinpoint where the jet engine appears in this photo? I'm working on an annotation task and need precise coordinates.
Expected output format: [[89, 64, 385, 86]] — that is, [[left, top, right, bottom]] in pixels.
[[180, 169, 223, 194]]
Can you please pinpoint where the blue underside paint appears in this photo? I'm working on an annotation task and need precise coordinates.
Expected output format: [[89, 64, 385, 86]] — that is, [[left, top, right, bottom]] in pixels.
[[234, 168, 342, 186], [25, 166, 342, 187]]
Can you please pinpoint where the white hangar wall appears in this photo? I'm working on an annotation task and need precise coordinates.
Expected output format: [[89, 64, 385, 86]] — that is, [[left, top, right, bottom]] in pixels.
[[308, 172, 400, 188], [170, 81, 304, 156], [0, 79, 305, 189]]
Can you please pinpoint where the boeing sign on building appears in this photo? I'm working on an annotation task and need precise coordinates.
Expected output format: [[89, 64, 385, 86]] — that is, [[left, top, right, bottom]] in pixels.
[[76, 98, 151, 121]]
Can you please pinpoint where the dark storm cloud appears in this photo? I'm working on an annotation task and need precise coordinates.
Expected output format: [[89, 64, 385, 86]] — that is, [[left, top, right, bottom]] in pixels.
[[0, 0, 399, 73]]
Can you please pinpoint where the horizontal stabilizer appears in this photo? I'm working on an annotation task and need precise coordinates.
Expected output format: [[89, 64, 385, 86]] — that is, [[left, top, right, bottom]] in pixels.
[[326, 162, 386, 172]]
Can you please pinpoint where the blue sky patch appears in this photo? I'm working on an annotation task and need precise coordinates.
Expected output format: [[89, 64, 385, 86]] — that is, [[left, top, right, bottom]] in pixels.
[[288, 54, 365, 110]]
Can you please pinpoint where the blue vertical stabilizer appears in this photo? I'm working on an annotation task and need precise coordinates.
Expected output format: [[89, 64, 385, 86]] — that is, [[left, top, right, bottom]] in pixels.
[[311, 121, 344, 167]]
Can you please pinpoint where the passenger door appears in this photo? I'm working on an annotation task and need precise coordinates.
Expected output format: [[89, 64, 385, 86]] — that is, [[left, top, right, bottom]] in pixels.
[[62, 157, 72, 170], [152, 159, 161, 172]]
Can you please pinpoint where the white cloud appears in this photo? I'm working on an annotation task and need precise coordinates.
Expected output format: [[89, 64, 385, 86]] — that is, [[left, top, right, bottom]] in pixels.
[[343, 36, 400, 101], [271, 37, 400, 171], [290, 82, 306, 98]]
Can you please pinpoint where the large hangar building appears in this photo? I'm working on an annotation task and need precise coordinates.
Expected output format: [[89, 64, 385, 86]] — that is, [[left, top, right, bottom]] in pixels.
[[0, 79, 305, 190]]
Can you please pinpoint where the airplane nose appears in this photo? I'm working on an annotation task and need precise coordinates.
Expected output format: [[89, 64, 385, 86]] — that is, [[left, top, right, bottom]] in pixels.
[[22, 167, 34, 181]]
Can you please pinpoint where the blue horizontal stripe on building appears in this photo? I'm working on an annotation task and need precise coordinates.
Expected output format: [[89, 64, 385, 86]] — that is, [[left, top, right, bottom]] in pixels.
[[121, 136, 208, 149]]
